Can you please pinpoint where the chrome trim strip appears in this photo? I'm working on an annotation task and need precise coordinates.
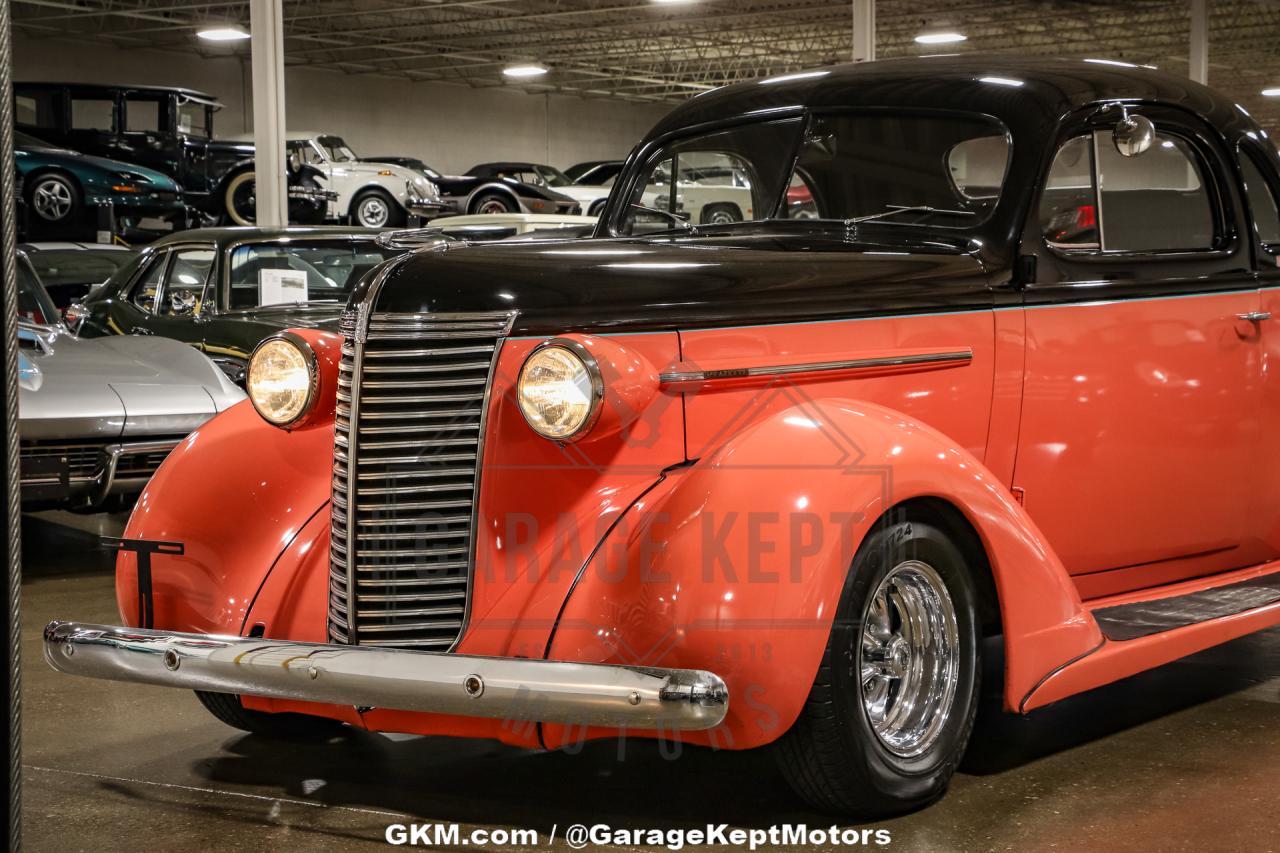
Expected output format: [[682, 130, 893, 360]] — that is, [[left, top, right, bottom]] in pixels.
[[44, 621, 728, 731], [658, 349, 974, 385], [91, 439, 183, 504]]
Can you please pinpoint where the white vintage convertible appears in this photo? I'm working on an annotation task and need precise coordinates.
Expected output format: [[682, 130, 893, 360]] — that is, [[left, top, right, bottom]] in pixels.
[[229, 132, 447, 228]]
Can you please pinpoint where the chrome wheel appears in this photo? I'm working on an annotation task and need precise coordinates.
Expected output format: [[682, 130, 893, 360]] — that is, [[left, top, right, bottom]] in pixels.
[[859, 559, 959, 758], [476, 197, 512, 214], [706, 207, 737, 225], [356, 195, 390, 227], [32, 176, 74, 221]]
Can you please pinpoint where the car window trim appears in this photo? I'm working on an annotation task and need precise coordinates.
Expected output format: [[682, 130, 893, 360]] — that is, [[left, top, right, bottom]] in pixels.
[[218, 234, 388, 315], [1234, 139, 1280, 261], [157, 242, 219, 319]]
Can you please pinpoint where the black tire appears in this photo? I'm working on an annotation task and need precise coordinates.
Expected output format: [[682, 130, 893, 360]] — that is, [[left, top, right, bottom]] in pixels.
[[700, 202, 742, 225], [775, 513, 982, 817], [195, 690, 348, 740], [27, 172, 81, 225], [587, 198, 609, 217], [222, 171, 256, 226], [470, 191, 518, 215], [350, 188, 405, 228]]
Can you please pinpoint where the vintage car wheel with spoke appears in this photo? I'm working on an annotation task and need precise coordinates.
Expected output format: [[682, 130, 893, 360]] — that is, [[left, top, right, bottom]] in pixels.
[[472, 192, 518, 215], [195, 691, 347, 740], [351, 189, 404, 228], [223, 171, 257, 226], [776, 515, 981, 817], [28, 173, 80, 224], [700, 202, 742, 225]]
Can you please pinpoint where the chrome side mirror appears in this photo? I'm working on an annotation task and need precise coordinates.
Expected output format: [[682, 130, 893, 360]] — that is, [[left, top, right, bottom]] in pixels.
[[1113, 111, 1156, 157]]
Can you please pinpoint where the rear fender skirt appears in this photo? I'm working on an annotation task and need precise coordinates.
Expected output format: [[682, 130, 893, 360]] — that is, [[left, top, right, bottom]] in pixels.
[[544, 397, 1101, 749]]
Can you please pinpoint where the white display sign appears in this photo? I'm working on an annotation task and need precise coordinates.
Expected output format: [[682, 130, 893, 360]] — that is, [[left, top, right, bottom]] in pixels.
[[259, 269, 308, 306]]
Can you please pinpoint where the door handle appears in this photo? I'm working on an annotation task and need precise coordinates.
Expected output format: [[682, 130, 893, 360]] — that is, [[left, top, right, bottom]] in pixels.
[[1237, 311, 1272, 323]]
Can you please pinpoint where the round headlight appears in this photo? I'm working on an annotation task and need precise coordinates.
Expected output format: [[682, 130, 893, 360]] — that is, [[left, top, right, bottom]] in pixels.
[[247, 334, 318, 428], [517, 340, 602, 441]]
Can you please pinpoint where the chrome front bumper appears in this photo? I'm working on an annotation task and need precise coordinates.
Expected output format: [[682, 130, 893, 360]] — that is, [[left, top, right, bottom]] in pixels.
[[43, 622, 729, 731], [20, 438, 182, 508]]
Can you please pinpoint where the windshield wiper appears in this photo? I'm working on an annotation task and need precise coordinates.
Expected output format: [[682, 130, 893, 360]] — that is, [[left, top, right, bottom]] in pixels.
[[845, 204, 976, 226], [630, 203, 697, 233]]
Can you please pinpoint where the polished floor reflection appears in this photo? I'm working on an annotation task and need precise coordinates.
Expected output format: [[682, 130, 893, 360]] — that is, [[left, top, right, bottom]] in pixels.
[[19, 511, 1280, 852]]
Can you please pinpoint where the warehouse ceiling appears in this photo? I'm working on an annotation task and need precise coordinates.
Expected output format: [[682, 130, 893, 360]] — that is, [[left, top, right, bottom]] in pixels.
[[14, 0, 1280, 126]]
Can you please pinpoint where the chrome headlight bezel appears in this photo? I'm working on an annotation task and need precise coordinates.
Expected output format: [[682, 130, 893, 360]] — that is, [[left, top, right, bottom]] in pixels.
[[247, 331, 320, 429], [517, 337, 604, 442]]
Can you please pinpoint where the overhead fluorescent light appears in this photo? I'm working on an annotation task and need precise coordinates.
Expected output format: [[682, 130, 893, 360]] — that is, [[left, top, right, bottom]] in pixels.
[[1262, 88, 1280, 97], [503, 64, 548, 78], [1083, 58, 1136, 68], [915, 32, 966, 45], [197, 26, 249, 41], [979, 76, 1024, 87]]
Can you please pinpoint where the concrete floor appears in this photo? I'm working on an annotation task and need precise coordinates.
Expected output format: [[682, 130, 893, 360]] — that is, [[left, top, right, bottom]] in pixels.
[[17, 510, 1280, 853]]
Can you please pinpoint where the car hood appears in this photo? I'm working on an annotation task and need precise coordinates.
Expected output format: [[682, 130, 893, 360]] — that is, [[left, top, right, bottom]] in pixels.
[[357, 227, 992, 337], [18, 327, 245, 440], [19, 148, 180, 191], [333, 161, 417, 181]]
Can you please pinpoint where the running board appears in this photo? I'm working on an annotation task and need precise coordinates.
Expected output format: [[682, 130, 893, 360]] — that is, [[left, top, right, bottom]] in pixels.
[[1021, 560, 1280, 712]]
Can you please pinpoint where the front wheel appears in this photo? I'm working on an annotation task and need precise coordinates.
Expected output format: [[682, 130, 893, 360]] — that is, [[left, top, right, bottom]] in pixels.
[[775, 515, 981, 817], [351, 188, 404, 228], [28, 173, 81, 224], [195, 690, 347, 740], [470, 191, 517, 215], [223, 171, 257, 226], [700, 202, 742, 225]]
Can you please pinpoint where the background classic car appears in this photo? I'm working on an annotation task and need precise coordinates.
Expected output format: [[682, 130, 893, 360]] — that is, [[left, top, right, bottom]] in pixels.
[[17, 262, 244, 510], [71, 226, 406, 383], [44, 57, 1280, 821], [15, 131, 185, 235], [465, 161, 614, 216], [15, 82, 330, 226], [270, 133, 445, 227], [19, 241, 136, 308]]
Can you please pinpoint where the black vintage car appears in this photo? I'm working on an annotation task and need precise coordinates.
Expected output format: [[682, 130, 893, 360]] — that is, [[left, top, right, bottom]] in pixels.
[[71, 226, 405, 382], [362, 155, 581, 216], [14, 82, 330, 226]]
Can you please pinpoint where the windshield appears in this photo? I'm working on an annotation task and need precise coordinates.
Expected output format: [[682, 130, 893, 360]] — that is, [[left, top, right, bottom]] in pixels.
[[619, 111, 1010, 234], [316, 135, 359, 163], [26, 249, 135, 289], [533, 165, 571, 187], [574, 163, 623, 186], [17, 258, 59, 326], [227, 240, 401, 310]]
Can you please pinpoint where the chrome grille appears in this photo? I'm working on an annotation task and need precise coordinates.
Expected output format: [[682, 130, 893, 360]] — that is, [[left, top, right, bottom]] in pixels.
[[328, 308, 515, 649]]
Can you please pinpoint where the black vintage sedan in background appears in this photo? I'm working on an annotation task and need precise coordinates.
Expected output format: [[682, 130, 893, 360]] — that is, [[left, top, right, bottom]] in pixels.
[[70, 226, 405, 383]]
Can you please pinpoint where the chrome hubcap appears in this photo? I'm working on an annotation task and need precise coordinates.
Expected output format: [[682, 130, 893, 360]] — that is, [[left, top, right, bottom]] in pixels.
[[359, 197, 389, 227], [708, 209, 735, 224], [477, 199, 509, 214], [859, 559, 959, 758], [33, 179, 72, 221]]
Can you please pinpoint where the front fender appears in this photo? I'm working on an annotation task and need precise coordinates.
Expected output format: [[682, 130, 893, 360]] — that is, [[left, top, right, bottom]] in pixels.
[[116, 331, 341, 635], [545, 398, 1101, 749]]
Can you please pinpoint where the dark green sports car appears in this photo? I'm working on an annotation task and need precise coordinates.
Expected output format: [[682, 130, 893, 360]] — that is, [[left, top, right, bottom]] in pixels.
[[71, 226, 406, 383], [16, 131, 186, 232]]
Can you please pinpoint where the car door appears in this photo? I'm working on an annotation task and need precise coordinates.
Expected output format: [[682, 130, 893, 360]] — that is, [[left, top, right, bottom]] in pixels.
[[1012, 106, 1264, 600], [1234, 139, 1280, 563], [105, 245, 213, 351], [118, 89, 183, 181]]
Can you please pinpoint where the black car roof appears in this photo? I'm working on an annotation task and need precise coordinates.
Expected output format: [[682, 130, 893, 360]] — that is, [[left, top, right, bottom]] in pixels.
[[16, 81, 222, 106], [468, 162, 553, 174], [148, 226, 387, 249], [647, 55, 1253, 141]]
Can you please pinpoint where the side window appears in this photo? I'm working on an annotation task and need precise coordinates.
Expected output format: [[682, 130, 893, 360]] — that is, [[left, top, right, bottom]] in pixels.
[[15, 92, 58, 129], [71, 97, 115, 132], [125, 96, 162, 133], [1041, 129, 1216, 253], [129, 253, 167, 314], [159, 249, 215, 317], [1237, 148, 1280, 249]]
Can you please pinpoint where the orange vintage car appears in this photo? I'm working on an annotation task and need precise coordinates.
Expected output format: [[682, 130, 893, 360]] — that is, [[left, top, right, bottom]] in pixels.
[[45, 56, 1280, 817]]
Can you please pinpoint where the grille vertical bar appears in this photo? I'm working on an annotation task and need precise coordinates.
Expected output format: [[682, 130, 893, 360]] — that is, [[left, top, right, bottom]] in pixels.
[[329, 308, 515, 650]]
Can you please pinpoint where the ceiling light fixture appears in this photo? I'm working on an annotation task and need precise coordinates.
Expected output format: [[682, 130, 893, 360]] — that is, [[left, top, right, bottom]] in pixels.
[[1262, 88, 1280, 97], [979, 76, 1024, 87], [915, 32, 966, 45], [503, 64, 549, 78], [197, 26, 250, 41]]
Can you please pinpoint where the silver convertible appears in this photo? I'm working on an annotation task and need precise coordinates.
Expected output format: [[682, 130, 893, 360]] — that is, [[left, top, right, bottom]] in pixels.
[[18, 254, 244, 512]]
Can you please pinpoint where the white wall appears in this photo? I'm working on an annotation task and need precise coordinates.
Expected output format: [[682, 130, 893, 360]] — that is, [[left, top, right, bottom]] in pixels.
[[14, 36, 672, 174]]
